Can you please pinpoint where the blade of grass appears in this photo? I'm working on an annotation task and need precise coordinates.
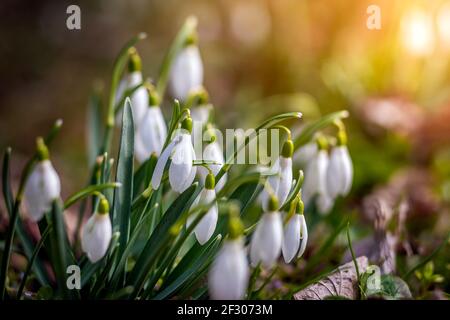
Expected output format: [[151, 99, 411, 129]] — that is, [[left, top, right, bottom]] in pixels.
[[64, 183, 121, 209]]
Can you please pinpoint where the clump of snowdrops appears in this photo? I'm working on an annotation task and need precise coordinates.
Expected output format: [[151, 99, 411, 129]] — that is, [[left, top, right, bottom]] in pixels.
[[0, 16, 352, 300]]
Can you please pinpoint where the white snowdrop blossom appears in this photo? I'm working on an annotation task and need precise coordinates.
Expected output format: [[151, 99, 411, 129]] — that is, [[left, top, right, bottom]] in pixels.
[[302, 139, 332, 214], [326, 145, 353, 199], [169, 42, 203, 102], [151, 117, 197, 193], [282, 200, 308, 263], [293, 142, 317, 168], [81, 197, 112, 263], [187, 174, 218, 245], [134, 88, 167, 162], [115, 49, 148, 125], [198, 138, 227, 192], [209, 238, 249, 300], [190, 104, 212, 126], [24, 139, 61, 222], [250, 197, 283, 268], [209, 208, 248, 300], [260, 140, 294, 211]]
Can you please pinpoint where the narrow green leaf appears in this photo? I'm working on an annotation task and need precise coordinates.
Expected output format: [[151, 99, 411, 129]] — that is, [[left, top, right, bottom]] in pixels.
[[87, 92, 103, 167], [64, 182, 121, 209], [153, 235, 222, 300], [112, 99, 134, 258], [293, 110, 349, 148], [128, 183, 199, 297]]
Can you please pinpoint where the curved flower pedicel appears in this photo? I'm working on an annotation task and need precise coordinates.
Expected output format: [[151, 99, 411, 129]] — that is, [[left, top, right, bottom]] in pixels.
[[260, 139, 294, 211], [81, 197, 112, 263], [282, 198, 308, 263], [134, 85, 167, 162], [151, 115, 197, 193], [24, 138, 61, 222], [115, 48, 148, 125], [209, 208, 249, 300], [326, 128, 353, 199], [250, 196, 283, 268], [188, 173, 218, 245], [169, 33, 203, 102]]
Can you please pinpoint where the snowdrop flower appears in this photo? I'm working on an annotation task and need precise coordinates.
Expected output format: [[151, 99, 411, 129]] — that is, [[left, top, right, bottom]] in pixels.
[[191, 104, 212, 125], [134, 86, 167, 162], [209, 208, 249, 300], [302, 137, 332, 214], [326, 130, 353, 198], [187, 173, 218, 245], [169, 34, 203, 102], [81, 197, 112, 263], [24, 138, 61, 222], [260, 139, 293, 211], [282, 199, 308, 263], [115, 48, 148, 125], [250, 196, 283, 268], [198, 130, 227, 192], [151, 116, 197, 193], [293, 142, 317, 168]]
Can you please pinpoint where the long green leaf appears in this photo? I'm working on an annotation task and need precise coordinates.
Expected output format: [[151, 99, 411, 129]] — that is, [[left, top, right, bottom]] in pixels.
[[293, 110, 349, 148], [87, 92, 103, 167], [112, 99, 134, 259], [128, 183, 199, 297], [64, 182, 121, 209]]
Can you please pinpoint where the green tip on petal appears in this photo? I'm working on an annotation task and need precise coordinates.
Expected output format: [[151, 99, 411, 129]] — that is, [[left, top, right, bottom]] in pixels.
[[36, 137, 49, 161], [281, 139, 294, 158], [98, 197, 110, 215], [228, 205, 244, 239], [205, 173, 215, 190], [128, 47, 142, 72], [181, 116, 193, 133], [268, 195, 279, 212]]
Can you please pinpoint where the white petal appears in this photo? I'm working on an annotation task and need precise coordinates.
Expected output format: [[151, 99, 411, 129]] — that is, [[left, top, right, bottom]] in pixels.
[[276, 157, 293, 207], [282, 214, 301, 263], [209, 239, 249, 300], [81, 213, 112, 263], [190, 104, 211, 125], [339, 146, 353, 195], [302, 150, 328, 207], [326, 147, 343, 199], [317, 193, 334, 215], [297, 214, 308, 258], [169, 45, 203, 101], [24, 160, 61, 222], [151, 136, 180, 189], [260, 159, 280, 211], [293, 142, 317, 167], [128, 72, 148, 124], [136, 106, 167, 160], [169, 134, 196, 193], [250, 212, 283, 268], [194, 189, 218, 245]]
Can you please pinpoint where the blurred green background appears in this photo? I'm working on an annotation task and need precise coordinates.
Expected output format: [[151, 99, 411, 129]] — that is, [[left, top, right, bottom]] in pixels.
[[0, 0, 449, 298]]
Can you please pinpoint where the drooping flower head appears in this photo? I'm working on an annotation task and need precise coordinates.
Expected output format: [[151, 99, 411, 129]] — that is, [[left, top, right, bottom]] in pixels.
[[209, 205, 249, 300], [282, 197, 308, 263], [134, 84, 167, 162], [326, 125, 353, 199], [169, 31, 204, 102], [24, 138, 61, 222], [188, 173, 218, 245], [260, 139, 294, 211], [115, 48, 148, 125], [250, 196, 283, 268], [151, 114, 197, 193], [81, 196, 112, 263]]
